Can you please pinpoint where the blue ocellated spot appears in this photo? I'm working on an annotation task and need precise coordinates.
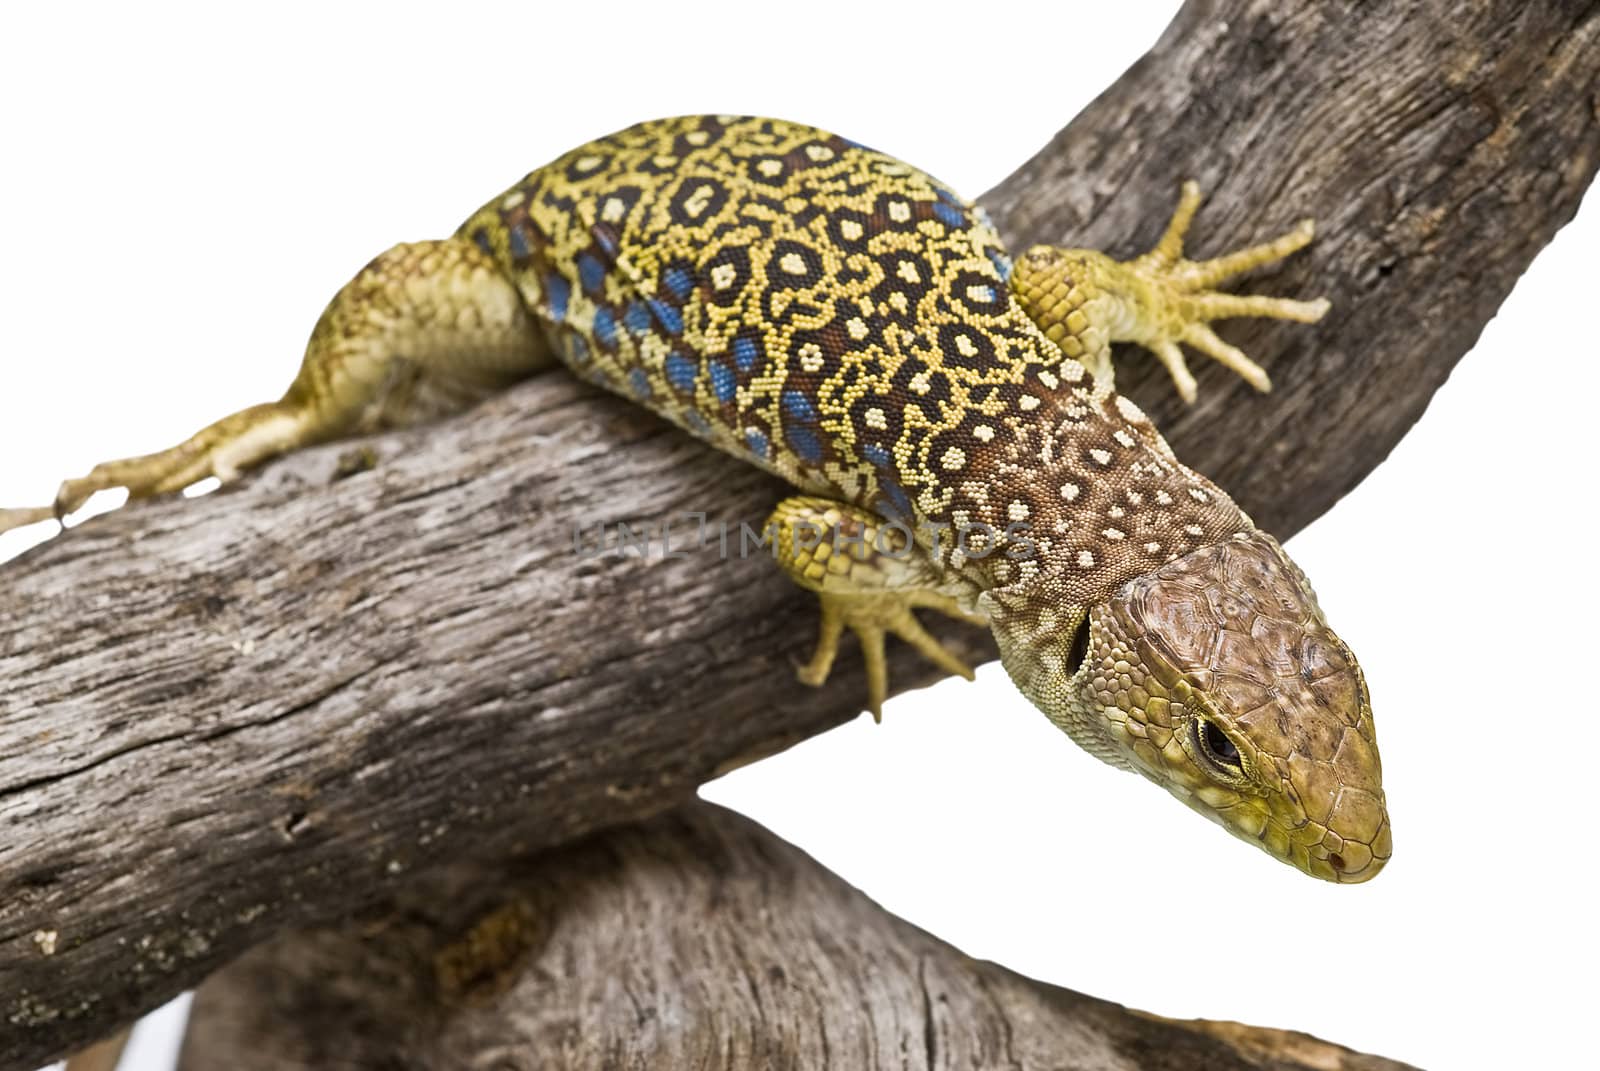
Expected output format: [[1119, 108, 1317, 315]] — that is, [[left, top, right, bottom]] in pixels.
[[647, 297, 684, 336], [664, 264, 695, 299], [732, 335, 761, 372], [627, 368, 652, 400], [545, 274, 570, 321], [986, 247, 1013, 282], [862, 442, 890, 467], [471, 227, 492, 255], [624, 301, 652, 336], [577, 252, 606, 293], [684, 409, 712, 436], [932, 202, 965, 227], [709, 359, 737, 402], [508, 224, 531, 261], [592, 307, 618, 349], [878, 476, 912, 520], [664, 351, 698, 393], [786, 425, 823, 464], [744, 427, 769, 459], [565, 332, 589, 363], [780, 387, 817, 424]]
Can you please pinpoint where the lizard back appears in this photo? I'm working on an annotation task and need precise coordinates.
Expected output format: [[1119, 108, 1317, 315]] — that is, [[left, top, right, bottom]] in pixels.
[[459, 115, 1248, 590]]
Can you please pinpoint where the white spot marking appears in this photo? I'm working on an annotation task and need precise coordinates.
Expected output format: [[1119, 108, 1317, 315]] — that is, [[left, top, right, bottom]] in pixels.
[[682, 183, 716, 217], [1115, 395, 1148, 423]]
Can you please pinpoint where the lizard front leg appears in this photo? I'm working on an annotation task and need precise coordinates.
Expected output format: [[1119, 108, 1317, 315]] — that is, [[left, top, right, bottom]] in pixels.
[[1011, 181, 1329, 401], [767, 496, 985, 721], [1, 237, 551, 533]]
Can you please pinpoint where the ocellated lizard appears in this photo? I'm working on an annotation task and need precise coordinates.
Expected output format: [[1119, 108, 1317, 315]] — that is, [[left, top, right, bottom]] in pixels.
[[1, 116, 1389, 882]]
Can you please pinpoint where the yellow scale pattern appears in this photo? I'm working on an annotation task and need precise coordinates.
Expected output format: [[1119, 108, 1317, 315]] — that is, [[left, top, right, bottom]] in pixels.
[[458, 115, 1245, 593]]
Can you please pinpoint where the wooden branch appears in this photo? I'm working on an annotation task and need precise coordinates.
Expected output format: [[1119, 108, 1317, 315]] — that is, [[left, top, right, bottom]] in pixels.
[[176, 803, 1418, 1071], [1, 1, 1595, 1066], [984, 0, 1600, 536]]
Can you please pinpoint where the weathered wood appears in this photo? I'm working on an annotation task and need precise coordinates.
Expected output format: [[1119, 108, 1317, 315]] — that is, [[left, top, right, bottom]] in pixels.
[[1, 0, 1596, 1066], [987, 0, 1600, 536], [177, 803, 1419, 1071]]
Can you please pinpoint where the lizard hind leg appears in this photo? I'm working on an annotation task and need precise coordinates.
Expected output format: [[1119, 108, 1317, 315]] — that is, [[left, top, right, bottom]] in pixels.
[[50, 402, 311, 519], [768, 496, 985, 721], [0, 236, 550, 533], [1010, 180, 1330, 402]]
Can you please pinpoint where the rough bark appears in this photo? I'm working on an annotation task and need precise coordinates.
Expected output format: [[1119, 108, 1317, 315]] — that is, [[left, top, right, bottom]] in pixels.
[[1, 0, 1595, 1067], [177, 803, 1419, 1071]]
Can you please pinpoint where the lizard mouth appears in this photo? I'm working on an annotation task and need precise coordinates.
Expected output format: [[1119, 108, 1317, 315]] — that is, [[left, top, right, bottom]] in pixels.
[[1236, 778, 1391, 883]]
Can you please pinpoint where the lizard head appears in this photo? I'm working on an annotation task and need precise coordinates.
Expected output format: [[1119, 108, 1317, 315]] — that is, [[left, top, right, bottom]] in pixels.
[[982, 529, 1389, 883]]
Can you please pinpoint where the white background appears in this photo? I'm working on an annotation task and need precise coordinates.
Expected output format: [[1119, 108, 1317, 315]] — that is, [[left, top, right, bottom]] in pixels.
[[3, 4, 1593, 1070]]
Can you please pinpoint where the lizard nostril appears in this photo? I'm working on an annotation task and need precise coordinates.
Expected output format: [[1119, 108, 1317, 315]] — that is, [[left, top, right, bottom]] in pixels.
[[1329, 852, 1348, 872]]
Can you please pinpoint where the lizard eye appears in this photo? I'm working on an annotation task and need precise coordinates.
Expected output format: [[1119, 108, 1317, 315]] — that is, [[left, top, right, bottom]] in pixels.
[[1196, 718, 1243, 773]]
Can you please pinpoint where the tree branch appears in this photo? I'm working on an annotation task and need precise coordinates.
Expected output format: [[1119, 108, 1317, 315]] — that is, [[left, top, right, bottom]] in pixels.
[[1, 1, 1595, 1066], [176, 803, 1419, 1071]]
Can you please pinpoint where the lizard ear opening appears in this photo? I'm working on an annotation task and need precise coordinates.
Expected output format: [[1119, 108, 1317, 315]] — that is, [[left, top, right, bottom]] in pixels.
[[1065, 614, 1092, 676]]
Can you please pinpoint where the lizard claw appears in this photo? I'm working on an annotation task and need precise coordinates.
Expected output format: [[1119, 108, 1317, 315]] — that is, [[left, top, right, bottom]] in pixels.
[[796, 591, 978, 723]]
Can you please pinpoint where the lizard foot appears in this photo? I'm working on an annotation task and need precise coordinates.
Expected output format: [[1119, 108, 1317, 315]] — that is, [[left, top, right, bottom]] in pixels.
[[796, 589, 978, 723], [768, 495, 984, 721], [1012, 181, 1330, 402], [45, 401, 308, 523]]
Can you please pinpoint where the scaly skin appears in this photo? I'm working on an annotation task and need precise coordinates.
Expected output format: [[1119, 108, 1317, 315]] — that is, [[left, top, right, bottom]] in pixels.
[[4, 116, 1388, 882]]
